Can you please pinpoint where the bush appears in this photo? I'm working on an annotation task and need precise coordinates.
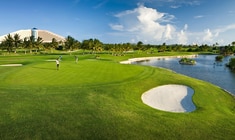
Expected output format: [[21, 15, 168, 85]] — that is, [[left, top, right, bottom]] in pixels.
[[215, 55, 224, 61], [227, 58, 235, 70], [179, 58, 196, 65]]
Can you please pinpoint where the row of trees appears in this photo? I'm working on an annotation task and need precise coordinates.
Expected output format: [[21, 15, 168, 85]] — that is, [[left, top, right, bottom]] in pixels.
[[0, 34, 44, 54], [0, 34, 102, 54], [1, 33, 235, 55]]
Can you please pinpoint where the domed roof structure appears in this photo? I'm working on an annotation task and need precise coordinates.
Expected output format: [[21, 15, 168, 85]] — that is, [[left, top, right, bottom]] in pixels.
[[0, 28, 65, 43]]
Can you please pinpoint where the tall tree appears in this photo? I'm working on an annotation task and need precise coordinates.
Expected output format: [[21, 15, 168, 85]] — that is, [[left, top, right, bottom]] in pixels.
[[22, 37, 29, 54], [35, 37, 43, 53], [28, 36, 35, 53], [49, 38, 58, 53], [227, 58, 235, 71], [82, 38, 102, 54], [223, 45, 234, 56], [64, 36, 80, 54], [81, 39, 90, 54], [22, 36, 36, 54], [93, 39, 103, 54], [88, 38, 94, 53], [13, 33, 22, 53], [3, 34, 14, 53], [231, 41, 235, 47], [137, 41, 143, 53], [158, 42, 166, 52]]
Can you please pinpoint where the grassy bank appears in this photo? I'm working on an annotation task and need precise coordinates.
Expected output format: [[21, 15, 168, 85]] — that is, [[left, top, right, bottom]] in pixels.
[[0, 53, 235, 139]]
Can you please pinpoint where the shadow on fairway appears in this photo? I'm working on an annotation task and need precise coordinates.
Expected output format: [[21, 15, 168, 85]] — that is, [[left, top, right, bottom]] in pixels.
[[32, 66, 56, 70]]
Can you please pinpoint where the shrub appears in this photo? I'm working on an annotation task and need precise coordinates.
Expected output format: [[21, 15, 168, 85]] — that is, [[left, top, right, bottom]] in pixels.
[[179, 58, 196, 65], [215, 55, 224, 61], [227, 58, 235, 71]]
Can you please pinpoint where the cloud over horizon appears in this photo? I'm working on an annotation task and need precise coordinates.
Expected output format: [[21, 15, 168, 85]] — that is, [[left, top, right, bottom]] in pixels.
[[110, 4, 180, 44], [109, 4, 235, 45]]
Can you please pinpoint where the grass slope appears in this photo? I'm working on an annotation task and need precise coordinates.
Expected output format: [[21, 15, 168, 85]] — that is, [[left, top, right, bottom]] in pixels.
[[0, 54, 235, 140]]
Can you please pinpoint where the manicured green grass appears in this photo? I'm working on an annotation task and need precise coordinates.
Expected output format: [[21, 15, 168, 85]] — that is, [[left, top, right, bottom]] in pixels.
[[0, 53, 235, 139]]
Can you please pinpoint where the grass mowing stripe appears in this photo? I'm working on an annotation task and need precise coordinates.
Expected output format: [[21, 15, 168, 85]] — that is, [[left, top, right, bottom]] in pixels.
[[0, 54, 235, 139], [4, 60, 148, 88]]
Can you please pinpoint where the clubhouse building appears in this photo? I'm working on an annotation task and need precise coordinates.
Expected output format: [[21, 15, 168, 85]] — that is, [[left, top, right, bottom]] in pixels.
[[0, 28, 65, 43]]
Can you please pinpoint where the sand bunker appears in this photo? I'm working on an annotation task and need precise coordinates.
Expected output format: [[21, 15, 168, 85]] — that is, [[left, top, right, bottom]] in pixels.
[[0, 64, 22, 66], [141, 84, 196, 113]]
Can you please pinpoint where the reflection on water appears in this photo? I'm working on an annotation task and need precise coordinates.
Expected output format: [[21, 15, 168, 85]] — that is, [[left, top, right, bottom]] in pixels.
[[135, 55, 235, 95]]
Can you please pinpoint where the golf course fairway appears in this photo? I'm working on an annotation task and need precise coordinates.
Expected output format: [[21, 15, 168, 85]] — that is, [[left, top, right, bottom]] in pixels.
[[0, 54, 235, 139]]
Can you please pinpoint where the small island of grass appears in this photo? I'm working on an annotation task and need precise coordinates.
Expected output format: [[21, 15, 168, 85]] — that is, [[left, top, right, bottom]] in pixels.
[[179, 58, 196, 65], [215, 55, 224, 62]]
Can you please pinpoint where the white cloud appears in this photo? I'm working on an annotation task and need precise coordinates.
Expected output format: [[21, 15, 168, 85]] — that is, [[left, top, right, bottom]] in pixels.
[[194, 15, 204, 19], [109, 4, 179, 44], [93, 0, 108, 9], [170, 5, 181, 9], [203, 29, 213, 42], [195, 24, 235, 45], [214, 24, 235, 33], [184, 24, 188, 30], [164, 24, 174, 40], [177, 24, 188, 44], [109, 24, 124, 31], [109, 4, 234, 45]]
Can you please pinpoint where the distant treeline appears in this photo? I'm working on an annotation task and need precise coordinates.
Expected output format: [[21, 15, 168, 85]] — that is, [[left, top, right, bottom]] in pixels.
[[1, 34, 235, 55]]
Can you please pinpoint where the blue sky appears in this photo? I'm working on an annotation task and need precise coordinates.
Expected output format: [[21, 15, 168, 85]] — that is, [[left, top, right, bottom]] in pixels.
[[0, 0, 235, 45]]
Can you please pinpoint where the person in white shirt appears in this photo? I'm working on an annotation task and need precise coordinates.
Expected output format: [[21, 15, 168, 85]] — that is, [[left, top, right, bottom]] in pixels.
[[56, 58, 60, 70]]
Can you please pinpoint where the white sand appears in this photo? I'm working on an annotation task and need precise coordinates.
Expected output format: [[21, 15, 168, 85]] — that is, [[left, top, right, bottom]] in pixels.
[[0, 64, 22, 66], [141, 84, 196, 113], [120, 55, 198, 64]]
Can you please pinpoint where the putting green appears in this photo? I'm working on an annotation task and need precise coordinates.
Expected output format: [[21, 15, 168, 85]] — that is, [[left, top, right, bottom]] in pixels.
[[2, 59, 151, 88]]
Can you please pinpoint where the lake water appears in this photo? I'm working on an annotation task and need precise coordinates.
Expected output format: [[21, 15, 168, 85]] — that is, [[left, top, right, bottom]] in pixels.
[[134, 55, 235, 95]]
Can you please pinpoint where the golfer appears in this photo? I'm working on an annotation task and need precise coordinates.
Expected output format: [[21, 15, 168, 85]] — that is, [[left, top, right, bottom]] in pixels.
[[56, 58, 60, 70], [75, 55, 78, 63]]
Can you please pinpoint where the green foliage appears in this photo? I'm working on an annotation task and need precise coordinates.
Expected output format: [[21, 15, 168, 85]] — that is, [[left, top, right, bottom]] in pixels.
[[64, 35, 80, 51], [179, 57, 196, 65], [227, 58, 235, 70], [215, 55, 224, 61]]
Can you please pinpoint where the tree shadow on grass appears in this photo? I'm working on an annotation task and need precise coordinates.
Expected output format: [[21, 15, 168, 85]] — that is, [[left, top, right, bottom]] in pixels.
[[32, 66, 56, 71]]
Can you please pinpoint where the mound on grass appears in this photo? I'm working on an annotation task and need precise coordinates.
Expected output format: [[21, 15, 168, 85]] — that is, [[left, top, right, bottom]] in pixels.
[[0, 54, 235, 140]]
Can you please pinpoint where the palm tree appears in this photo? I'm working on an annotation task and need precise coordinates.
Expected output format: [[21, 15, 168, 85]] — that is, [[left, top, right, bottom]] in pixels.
[[158, 42, 166, 52], [93, 39, 103, 54], [88, 38, 94, 53], [81, 39, 89, 54], [49, 38, 58, 53], [22, 37, 29, 54], [4, 34, 14, 54], [13, 33, 22, 53], [231, 41, 235, 47], [35, 37, 43, 53], [137, 41, 143, 53], [83, 38, 100, 54], [223, 45, 234, 56], [64, 36, 79, 55], [123, 43, 132, 55], [22, 36, 36, 54], [28, 36, 35, 53]]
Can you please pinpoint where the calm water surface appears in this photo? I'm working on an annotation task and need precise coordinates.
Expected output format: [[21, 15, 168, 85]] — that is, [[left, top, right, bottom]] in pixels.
[[135, 55, 235, 95]]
